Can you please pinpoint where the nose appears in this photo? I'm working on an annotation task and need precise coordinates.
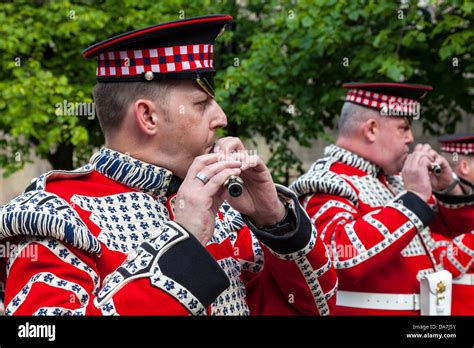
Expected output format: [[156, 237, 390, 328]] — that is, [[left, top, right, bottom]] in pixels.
[[406, 128, 414, 144], [210, 100, 228, 130]]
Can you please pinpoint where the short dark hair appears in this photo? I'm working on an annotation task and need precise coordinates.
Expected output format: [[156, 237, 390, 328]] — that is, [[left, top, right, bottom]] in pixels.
[[92, 81, 175, 137]]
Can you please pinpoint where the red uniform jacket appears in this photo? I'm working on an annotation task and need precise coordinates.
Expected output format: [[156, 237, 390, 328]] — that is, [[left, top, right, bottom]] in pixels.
[[290, 145, 473, 315], [428, 179, 474, 315], [433, 232, 474, 315], [0, 147, 337, 315]]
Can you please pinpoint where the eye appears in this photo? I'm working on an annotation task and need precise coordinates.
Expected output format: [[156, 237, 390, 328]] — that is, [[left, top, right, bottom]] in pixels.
[[399, 124, 410, 132], [195, 98, 209, 109]]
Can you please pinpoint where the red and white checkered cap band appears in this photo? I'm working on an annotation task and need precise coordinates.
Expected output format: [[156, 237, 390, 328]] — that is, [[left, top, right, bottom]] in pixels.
[[96, 44, 214, 77], [441, 143, 474, 154], [345, 89, 419, 113]]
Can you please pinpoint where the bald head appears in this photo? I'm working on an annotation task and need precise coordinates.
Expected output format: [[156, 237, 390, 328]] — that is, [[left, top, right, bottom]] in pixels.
[[337, 102, 381, 137], [335, 101, 414, 175]]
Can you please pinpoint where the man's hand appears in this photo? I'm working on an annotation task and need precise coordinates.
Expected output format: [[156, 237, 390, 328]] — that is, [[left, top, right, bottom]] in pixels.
[[213, 137, 286, 227], [413, 144, 463, 194], [402, 149, 433, 202], [173, 153, 242, 246], [414, 144, 452, 190]]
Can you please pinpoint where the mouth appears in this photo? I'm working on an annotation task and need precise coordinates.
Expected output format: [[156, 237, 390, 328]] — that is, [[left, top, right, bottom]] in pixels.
[[400, 151, 409, 164], [206, 142, 216, 153]]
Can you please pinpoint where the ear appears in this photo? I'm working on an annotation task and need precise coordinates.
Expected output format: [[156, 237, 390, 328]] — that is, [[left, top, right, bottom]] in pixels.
[[362, 118, 378, 143], [133, 99, 160, 135], [458, 158, 469, 177]]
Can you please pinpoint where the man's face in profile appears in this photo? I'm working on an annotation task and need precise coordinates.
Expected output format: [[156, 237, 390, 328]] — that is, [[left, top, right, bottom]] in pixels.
[[376, 117, 414, 175], [158, 80, 228, 171]]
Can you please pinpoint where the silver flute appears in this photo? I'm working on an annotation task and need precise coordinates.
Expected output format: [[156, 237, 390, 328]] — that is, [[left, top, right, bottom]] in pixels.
[[430, 163, 441, 176], [225, 175, 244, 197]]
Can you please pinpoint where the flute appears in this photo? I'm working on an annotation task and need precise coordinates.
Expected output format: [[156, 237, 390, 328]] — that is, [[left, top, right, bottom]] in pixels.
[[225, 175, 244, 197], [430, 163, 441, 176]]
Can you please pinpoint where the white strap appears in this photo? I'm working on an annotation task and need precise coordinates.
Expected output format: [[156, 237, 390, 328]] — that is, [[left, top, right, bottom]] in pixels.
[[452, 273, 474, 286], [336, 290, 420, 311]]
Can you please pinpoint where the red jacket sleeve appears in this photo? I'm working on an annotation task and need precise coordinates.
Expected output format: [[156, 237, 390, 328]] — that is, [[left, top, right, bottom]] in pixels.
[[432, 232, 474, 278], [302, 190, 435, 282], [430, 191, 474, 238], [224, 185, 338, 315]]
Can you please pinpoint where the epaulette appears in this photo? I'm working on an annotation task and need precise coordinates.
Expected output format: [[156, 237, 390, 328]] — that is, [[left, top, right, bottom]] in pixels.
[[0, 165, 101, 254], [289, 157, 358, 205]]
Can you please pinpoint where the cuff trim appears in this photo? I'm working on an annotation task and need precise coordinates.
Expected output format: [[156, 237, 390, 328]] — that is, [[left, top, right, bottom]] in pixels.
[[242, 184, 314, 257], [388, 191, 435, 229]]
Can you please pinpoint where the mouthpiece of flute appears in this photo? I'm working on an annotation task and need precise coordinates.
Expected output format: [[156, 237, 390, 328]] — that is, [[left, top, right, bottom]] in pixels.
[[430, 163, 441, 176], [225, 175, 244, 197]]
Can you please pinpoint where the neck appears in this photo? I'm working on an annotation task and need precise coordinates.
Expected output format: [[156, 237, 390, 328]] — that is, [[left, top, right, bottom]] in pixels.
[[336, 137, 390, 175], [105, 135, 189, 179], [337, 137, 381, 165], [336, 137, 368, 159]]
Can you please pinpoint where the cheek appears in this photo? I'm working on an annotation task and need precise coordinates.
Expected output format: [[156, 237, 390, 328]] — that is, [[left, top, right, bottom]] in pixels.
[[378, 133, 393, 152], [467, 168, 474, 182], [387, 129, 406, 149], [180, 113, 210, 146], [175, 107, 202, 131], [379, 134, 404, 162]]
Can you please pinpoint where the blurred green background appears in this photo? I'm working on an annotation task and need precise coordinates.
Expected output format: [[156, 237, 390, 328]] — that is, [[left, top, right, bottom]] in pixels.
[[0, 0, 472, 183]]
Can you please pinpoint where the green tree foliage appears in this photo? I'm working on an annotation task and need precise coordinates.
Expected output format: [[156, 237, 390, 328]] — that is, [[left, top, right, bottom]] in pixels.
[[0, 0, 472, 183]]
